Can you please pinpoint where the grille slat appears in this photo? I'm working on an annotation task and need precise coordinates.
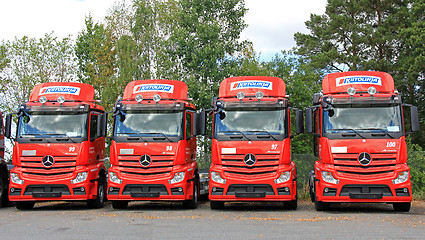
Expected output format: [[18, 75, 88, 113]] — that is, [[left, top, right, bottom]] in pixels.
[[118, 154, 174, 178], [21, 155, 77, 179], [333, 152, 397, 178], [221, 154, 279, 178]]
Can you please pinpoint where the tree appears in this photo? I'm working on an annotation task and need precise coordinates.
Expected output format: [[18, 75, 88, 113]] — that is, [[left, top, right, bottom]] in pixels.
[[0, 34, 77, 114], [294, 0, 410, 73], [75, 16, 116, 109]]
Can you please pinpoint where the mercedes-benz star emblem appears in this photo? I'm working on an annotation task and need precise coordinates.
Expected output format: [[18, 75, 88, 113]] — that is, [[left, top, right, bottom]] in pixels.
[[358, 152, 372, 166], [244, 153, 256, 166], [140, 154, 152, 167], [42, 155, 55, 168]]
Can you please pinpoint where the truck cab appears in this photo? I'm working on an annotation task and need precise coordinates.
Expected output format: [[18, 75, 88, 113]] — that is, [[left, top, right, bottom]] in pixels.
[[5, 82, 107, 210], [305, 71, 419, 211], [206, 76, 303, 209], [0, 112, 10, 207], [107, 80, 201, 209]]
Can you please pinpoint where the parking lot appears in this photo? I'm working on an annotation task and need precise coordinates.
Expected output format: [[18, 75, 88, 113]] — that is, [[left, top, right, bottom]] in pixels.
[[1, 200, 425, 239]]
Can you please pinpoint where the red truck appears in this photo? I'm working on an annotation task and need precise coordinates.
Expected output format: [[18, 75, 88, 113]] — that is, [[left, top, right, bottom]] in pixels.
[[5, 82, 107, 210], [107, 80, 201, 209], [204, 76, 303, 209], [0, 112, 10, 207], [305, 71, 419, 212]]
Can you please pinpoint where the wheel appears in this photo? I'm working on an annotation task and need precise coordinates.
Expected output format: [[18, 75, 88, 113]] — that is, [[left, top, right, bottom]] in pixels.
[[308, 173, 315, 203], [393, 202, 411, 212], [183, 176, 199, 209], [314, 199, 329, 211], [210, 201, 224, 210], [0, 177, 10, 207], [15, 201, 35, 210], [87, 176, 106, 209], [112, 201, 129, 209], [284, 195, 298, 210]]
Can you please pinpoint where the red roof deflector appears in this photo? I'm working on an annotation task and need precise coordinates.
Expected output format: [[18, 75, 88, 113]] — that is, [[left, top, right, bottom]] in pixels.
[[322, 71, 395, 95], [29, 82, 95, 102], [123, 80, 188, 101], [219, 76, 286, 98]]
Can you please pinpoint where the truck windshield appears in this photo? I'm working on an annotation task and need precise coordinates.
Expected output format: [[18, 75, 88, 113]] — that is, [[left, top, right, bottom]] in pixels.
[[214, 109, 285, 139], [324, 106, 402, 134], [114, 111, 183, 138], [18, 112, 87, 138]]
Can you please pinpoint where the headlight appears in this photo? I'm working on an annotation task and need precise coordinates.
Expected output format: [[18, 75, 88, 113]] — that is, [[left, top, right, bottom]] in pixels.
[[71, 172, 88, 184], [211, 171, 226, 184], [321, 171, 339, 184], [109, 172, 122, 184], [169, 172, 185, 184], [11, 173, 24, 185], [393, 171, 409, 184], [275, 171, 291, 184]]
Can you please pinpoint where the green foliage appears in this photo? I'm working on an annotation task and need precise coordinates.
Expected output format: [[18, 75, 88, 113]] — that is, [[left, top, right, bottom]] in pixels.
[[406, 137, 425, 199], [0, 34, 77, 114]]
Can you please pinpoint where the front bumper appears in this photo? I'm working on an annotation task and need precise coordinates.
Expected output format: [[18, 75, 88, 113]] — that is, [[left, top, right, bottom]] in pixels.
[[107, 166, 196, 201], [208, 164, 296, 202], [9, 167, 101, 202], [315, 165, 412, 203]]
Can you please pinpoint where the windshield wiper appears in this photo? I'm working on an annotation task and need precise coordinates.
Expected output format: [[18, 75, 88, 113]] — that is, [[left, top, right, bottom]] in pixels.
[[20, 133, 51, 143], [220, 131, 252, 141], [357, 128, 395, 139], [119, 132, 147, 142], [329, 128, 365, 139], [244, 130, 278, 141], [140, 132, 173, 142], [42, 133, 77, 143]]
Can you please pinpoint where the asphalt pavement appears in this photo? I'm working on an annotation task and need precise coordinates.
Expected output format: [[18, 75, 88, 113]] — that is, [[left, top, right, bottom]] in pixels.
[[1, 200, 424, 239]]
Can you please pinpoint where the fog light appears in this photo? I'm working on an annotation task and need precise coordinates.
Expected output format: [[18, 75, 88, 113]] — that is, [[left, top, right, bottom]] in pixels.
[[109, 187, 114, 192], [109, 172, 122, 184], [10, 188, 15, 193], [322, 171, 339, 184], [367, 87, 376, 96], [404, 188, 408, 193], [324, 188, 329, 193], [212, 187, 217, 192], [178, 187, 183, 192], [71, 172, 88, 184], [393, 171, 409, 184], [284, 187, 290, 192], [236, 92, 245, 100], [275, 171, 291, 184], [211, 171, 226, 184], [135, 94, 143, 103], [153, 94, 161, 103], [80, 187, 85, 192], [169, 172, 185, 184], [39, 96, 47, 104], [57, 96, 65, 104], [255, 91, 264, 100], [347, 87, 356, 96], [11, 173, 24, 185]]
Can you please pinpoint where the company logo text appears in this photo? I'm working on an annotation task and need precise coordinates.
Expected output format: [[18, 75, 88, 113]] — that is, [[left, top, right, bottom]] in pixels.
[[133, 84, 174, 93], [336, 76, 382, 86], [40, 86, 81, 95], [230, 81, 273, 90]]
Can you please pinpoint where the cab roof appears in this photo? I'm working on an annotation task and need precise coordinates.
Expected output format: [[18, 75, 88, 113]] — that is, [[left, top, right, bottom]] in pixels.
[[219, 76, 286, 98], [322, 71, 395, 95], [123, 80, 188, 101]]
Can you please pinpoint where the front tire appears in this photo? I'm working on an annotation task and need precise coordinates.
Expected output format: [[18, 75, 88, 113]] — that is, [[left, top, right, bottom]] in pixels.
[[393, 202, 411, 212], [15, 201, 35, 210], [314, 199, 329, 211], [0, 177, 10, 207], [183, 176, 199, 209], [87, 176, 106, 209], [210, 201, 224, 210], [112, 201, 129, 209], [284, 195, 298, 210]]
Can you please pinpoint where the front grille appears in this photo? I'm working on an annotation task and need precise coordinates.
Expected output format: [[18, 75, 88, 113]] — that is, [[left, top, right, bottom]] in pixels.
[[222, 154, 279, 178], [333, 152, 397, 178], [21, 156, 76, 179], [118, 155, 173, 178]]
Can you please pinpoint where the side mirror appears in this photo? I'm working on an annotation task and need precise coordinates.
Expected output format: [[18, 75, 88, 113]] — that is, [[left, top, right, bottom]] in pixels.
[[196, 110, 207, 136], [410, 106, 420, 132], [313, 93, 321, 105], [305, 108, 313, 134], [296, 109, 304, 134], [5, 114, 12, 138], [97, 113, 107, 137]]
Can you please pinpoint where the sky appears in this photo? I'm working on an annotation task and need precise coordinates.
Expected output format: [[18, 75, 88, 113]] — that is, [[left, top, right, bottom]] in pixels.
[[0, 0, 327, 60]]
